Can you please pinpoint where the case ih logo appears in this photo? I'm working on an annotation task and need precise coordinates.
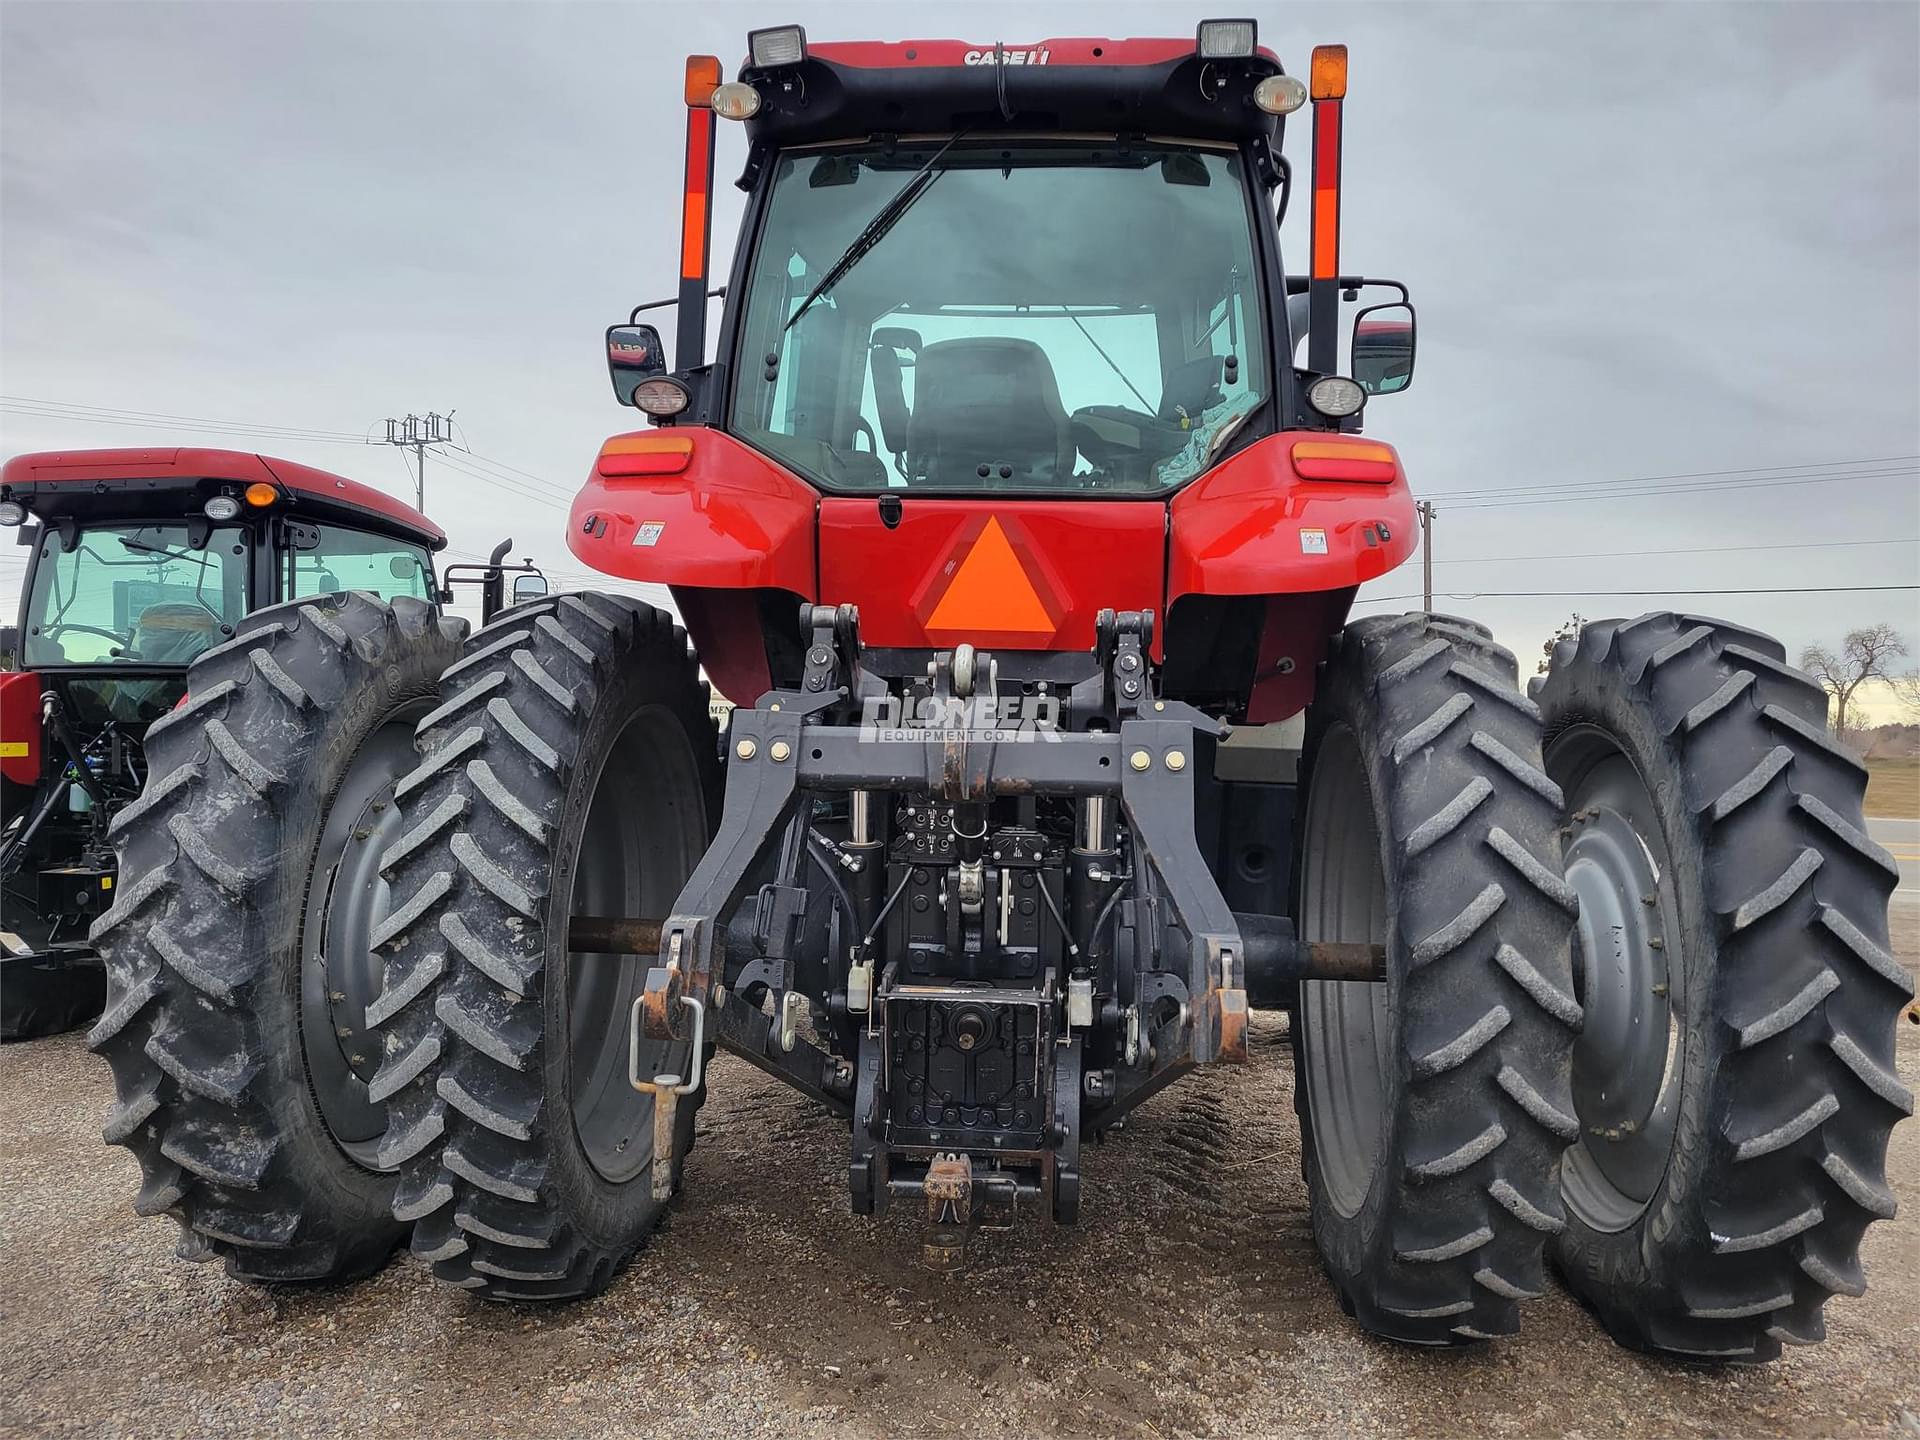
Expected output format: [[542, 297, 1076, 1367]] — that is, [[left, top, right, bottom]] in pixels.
[[963, 48, 1051, 65]]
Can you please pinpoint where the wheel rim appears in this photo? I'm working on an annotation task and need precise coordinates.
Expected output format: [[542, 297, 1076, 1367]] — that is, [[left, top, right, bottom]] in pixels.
[[1550, 725, 1685, 1233], [1298, 725, 1392, 1219], [301, 706, 428, 1169], [565, 705, 707, 1184]]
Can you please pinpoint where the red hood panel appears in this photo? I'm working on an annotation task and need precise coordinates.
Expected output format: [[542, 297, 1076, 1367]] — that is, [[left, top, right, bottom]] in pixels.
[[817, 498, 1164, 653]]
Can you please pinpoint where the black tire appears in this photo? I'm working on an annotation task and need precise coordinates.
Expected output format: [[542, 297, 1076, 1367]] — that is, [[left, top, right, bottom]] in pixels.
[[375, 593, 719, 1300], [89, 592, 466, 1283], [1292, 613, 1580, 1344], [1, 954, 105, 1041], [1533, 613, 1912, 1361]]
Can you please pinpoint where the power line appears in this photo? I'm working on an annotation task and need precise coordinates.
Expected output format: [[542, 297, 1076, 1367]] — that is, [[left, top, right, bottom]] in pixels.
[[431, 452, 572, 508], [1431, 535, 1920, 566], [440, 418, 578, 500], [0, 402, 373, 446], [448, 454, 575, 501], [1423, 453, 1920, 502], [1, 395, 369, 441], [457, 453, 575, 499], [452, 445, 576, 497], [4, 398, 572, 508], [1437, 466, 1917, 511]]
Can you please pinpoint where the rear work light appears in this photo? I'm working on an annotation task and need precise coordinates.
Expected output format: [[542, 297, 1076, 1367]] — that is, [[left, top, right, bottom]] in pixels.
[[748, 25, 807, 70], [1306, 376, 1367, 418], [1292, 439, 1400, 483], [0, 499, 26, 526], [203, 495, 242, 521], [1197, 18, 1258, 59], [632, 377, 691, 418], [710, 82, 761, 120]]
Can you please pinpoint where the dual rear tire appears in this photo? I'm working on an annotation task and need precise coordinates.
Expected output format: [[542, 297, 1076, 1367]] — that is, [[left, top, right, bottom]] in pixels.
[[90, 589, 716, 1294], [1535, 613, 1911, 1360], [90, 593, 465, 1281], [372, 593, 718, 1298], [1294, 611, 1910, 1360], [1293, 614, 1580, 1344]]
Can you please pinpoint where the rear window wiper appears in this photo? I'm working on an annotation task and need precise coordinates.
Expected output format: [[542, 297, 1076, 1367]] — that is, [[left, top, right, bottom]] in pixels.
[[119, 535, 204, 566], [784, 132, 969, 333]]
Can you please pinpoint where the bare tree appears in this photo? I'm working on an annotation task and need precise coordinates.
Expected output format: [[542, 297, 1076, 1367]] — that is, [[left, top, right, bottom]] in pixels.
[[1539, 613, 1585, 675], [1891, 669, 1920, 723], [1799, 624, 1909, 737]]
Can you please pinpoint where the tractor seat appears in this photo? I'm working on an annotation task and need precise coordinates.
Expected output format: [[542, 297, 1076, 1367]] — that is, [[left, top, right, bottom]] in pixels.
[[127, 603, 219, 664], [905, 337, 1074, 487], [103, 604, 221, 722]]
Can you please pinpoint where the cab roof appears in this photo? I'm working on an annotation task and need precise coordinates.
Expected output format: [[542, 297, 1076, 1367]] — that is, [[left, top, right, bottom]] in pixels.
[[739, 36, 1287, 151], [1, 446, 446, 548]]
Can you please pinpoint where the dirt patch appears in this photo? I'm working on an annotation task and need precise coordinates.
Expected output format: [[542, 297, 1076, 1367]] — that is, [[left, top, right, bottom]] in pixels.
[[3, 993, 1917, 1438]]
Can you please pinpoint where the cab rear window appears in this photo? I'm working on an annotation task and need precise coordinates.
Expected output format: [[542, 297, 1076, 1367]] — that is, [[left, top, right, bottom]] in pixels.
[[285, 525, 433, 604]]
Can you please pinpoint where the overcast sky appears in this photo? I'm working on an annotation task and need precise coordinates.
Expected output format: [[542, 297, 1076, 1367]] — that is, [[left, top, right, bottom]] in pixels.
[[3, 1, 1916, 715]]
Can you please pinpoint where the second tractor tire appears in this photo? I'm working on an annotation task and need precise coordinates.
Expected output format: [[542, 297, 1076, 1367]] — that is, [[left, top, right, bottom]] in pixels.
[[1292, 613, 1581, 1344], [374, 592, 719, 1300], [89, 593, 466, 1282], [1, 954, 106, 1042], [1534, 613, 1912, 1361]]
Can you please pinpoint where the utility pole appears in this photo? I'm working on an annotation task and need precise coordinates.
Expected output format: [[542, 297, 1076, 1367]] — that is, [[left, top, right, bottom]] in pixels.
[[381, 411, 455, 512], [1417, 500, 1436, 612]]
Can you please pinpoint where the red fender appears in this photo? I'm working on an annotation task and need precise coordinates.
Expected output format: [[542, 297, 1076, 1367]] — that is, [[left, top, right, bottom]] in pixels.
[[567, 429, 817, 595]]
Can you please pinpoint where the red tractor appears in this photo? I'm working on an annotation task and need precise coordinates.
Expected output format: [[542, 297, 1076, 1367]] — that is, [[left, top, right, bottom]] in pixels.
[[89, 27, 1907, 1361], [0, 448, 540, 1040]]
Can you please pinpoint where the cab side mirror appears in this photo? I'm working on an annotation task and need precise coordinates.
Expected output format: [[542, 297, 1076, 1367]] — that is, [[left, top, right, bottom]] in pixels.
[[608, 323, 667, 405], [1351, 303, 1415, 395], [512, 572, 550, 604]]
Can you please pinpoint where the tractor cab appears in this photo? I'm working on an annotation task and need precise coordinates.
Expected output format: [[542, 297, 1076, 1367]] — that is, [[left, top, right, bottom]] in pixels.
[[3, 447, 444, 723], [584, 26, 1420, 719], [0, 447, 448, 1037]]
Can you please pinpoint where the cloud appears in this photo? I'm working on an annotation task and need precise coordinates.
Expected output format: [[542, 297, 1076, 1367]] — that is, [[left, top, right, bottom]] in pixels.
[[3, 1, 1916, 662]]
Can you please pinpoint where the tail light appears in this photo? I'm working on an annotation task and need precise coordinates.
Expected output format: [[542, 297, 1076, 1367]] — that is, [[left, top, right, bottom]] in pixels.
[[598, 435, 694, 478], [1291, 438, 1400, 483]]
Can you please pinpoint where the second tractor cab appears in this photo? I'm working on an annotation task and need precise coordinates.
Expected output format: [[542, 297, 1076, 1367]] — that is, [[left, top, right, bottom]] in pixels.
[[0, 447, 452, 1039]]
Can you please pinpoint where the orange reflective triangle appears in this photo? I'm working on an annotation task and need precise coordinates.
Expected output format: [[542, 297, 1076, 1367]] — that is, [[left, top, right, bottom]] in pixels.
[[925, 516, 1055, 635]]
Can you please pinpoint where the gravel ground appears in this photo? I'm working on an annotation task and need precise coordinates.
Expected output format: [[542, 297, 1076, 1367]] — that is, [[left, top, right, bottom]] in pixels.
[[3, 968, 1916, 1437]]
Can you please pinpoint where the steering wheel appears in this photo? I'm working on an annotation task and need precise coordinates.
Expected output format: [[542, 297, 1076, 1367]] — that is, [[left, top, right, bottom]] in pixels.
[[40, 622, 132, 651]]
